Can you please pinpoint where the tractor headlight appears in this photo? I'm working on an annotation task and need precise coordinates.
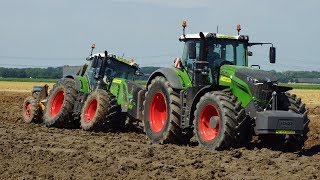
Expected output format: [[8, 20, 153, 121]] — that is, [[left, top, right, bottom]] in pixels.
[[246, 76, 259, 84]]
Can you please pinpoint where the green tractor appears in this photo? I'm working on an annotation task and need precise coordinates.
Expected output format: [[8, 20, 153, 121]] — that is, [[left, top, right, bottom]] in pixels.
[[142, 22, 309, 150], [23, 45, 145, 131]]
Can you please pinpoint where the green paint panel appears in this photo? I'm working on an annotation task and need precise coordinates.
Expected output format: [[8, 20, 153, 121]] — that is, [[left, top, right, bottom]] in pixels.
[[174, 68, 192, 89], [77, 76, 90, 93], [219, 65, 253, 108], [109, 78, 134, 110]]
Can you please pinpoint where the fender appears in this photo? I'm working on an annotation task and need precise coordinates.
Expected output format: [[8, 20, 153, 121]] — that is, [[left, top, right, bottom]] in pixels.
[[146, 67, 183, 89], [182, 85, 224, 128], [188, 85, 213, 127], [64, 75, 90, 93]]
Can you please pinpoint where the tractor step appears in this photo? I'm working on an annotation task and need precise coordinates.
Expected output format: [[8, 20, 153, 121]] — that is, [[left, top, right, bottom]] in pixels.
[[180, 90, 189, 128]]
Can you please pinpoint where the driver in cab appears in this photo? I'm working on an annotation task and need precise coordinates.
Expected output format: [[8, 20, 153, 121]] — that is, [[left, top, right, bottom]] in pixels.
[[206, 46, 220, 67]]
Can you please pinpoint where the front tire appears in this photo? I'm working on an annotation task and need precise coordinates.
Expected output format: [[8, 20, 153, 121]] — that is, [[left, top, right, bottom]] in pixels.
[[22, 96, 42, 123], [286, 93, 309, 150], [193, 91, 250, 150], [80, 90, 121, 131], [43, 78, 77, 127], [143, 76, 185, 144], [259, 93, 309, 151]]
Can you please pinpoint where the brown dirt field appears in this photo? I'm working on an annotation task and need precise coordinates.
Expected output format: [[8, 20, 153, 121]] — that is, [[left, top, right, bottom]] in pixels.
[[1, 87, 320, 179]]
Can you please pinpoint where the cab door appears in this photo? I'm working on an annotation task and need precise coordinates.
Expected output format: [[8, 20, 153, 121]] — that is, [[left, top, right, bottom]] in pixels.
[[181, 41, 200, 83]]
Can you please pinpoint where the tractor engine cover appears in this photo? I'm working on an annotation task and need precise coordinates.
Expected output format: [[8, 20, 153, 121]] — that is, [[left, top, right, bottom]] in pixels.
[[255, 110, 305, 135]]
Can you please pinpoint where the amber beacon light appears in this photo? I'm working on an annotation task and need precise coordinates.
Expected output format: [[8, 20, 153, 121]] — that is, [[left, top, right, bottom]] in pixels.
[[237, 24, 241, 35]]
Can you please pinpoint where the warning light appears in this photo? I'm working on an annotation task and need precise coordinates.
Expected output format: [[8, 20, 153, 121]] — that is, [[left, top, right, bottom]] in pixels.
[[182, 21, 187, 28], [90, 43, 96, 56], [236, 24, 241, 35], [237, 24, 241, 31]]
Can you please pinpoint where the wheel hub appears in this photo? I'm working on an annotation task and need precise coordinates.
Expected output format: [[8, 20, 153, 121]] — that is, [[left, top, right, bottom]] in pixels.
[[209, 116, 219, 129], [85, 99, 97, 123], [199, 104, 220, 141], [149, 92, 167, 133], [50, 90, 64, 117], [24, 102, 32, 118]]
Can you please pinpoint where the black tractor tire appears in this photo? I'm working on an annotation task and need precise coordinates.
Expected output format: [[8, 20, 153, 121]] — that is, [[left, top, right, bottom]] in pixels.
[[43, 78, 77, 127], [22, 96, 42, 123], [193, 91, 251, 150], [105, 93, 124, 130], [259, 93, 309, 151], [143, 76, 186, 144], [80, 90, 121, 131]]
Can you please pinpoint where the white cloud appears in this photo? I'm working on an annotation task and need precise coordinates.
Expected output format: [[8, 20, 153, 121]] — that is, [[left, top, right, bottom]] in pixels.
[[113, 0, 210, 8]]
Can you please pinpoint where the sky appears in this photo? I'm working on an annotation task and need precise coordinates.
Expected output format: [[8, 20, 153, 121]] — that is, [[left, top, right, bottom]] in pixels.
[[0, 0, 319, 71]]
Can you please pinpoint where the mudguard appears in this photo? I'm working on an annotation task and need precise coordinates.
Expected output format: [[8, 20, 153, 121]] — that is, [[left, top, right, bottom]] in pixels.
[[146, 67, 183, 89], [65, 75, 89, 93], [183, 85, 214, 128]]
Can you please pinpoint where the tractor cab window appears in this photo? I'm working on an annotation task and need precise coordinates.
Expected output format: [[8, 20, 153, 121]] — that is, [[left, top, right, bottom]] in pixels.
[[206, 39, 246, 67], [181, 41, 200, 69], [85, 56, 102, 90], [104, 59, 136, 82]]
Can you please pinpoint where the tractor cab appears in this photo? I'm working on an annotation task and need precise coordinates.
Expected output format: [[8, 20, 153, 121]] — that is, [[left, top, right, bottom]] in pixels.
[[85, 52, 139, 91], [178, 22, 276, 86], [179, 32, 249, 84]]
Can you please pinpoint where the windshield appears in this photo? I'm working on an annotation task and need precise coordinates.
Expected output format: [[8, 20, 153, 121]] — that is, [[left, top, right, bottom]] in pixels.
[[104, 59, 136, 81], [206, 39, 246, 66]]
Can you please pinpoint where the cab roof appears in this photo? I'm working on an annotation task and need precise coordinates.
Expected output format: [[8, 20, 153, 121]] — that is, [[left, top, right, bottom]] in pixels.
[[87, 53, 138, 67], [179, 32, 249, 42]]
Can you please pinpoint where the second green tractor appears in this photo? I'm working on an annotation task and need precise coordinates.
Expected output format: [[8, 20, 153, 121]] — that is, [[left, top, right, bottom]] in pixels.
[[23, 46, 145, 132]]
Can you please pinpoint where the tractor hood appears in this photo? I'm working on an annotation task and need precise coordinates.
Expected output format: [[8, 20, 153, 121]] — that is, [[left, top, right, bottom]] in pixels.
[[233, 67, 278, 105], [219, 65, 279, 105], [220, 65, 278, 84], [234, 68, 277, 84]]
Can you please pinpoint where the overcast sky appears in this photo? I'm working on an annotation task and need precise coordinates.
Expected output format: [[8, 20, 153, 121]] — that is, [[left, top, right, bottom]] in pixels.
[[0, 0, 319, 71]]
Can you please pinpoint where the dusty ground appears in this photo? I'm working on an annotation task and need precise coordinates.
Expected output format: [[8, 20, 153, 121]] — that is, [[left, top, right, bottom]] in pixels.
[[1, 84, 320, 179]]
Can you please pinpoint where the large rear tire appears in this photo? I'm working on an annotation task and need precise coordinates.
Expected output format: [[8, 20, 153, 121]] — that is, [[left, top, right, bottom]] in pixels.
[[143, 76, 185, 144], [80, 90, 121, 131], [22, 96, 42, 123], [43, 78, 77, 127], [193, 91, 250, 150]]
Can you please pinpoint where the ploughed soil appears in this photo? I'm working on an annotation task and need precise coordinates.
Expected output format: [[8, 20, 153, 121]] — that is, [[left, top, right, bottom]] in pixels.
[[1, 91, 320, 179]]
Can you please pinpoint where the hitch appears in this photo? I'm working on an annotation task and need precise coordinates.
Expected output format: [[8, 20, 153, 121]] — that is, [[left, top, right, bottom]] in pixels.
[[32, 84, 49, 111], [32, 84, 49, 101]]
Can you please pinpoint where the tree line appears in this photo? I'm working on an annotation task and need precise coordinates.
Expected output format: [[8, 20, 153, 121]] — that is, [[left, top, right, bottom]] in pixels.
[[270, 70, 320, 83], [0, 67, 63, 79], [0, 66, 319, 83]]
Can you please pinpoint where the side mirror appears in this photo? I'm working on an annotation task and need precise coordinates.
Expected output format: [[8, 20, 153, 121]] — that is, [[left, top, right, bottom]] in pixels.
[[248, 51, 253, 56], [269, 47, 276, 63], [135, 68, 144, 76], [188, 42, 196, 59]]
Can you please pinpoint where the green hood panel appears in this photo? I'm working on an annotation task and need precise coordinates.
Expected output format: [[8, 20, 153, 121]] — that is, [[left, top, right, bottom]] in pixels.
[[219, 65, 277, 108]]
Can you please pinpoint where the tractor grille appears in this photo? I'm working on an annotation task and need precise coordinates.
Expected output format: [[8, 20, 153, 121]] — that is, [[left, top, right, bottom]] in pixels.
[[250, 82, 274, 102]]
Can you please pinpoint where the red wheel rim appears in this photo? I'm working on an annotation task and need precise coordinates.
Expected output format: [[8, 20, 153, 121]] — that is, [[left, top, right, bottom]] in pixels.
[[85, 99, 97, 123], [199, 104, 220, 141], [149, 92, 167, 133], [24, 102, 32, 118], [50, 90, 64, 117]]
